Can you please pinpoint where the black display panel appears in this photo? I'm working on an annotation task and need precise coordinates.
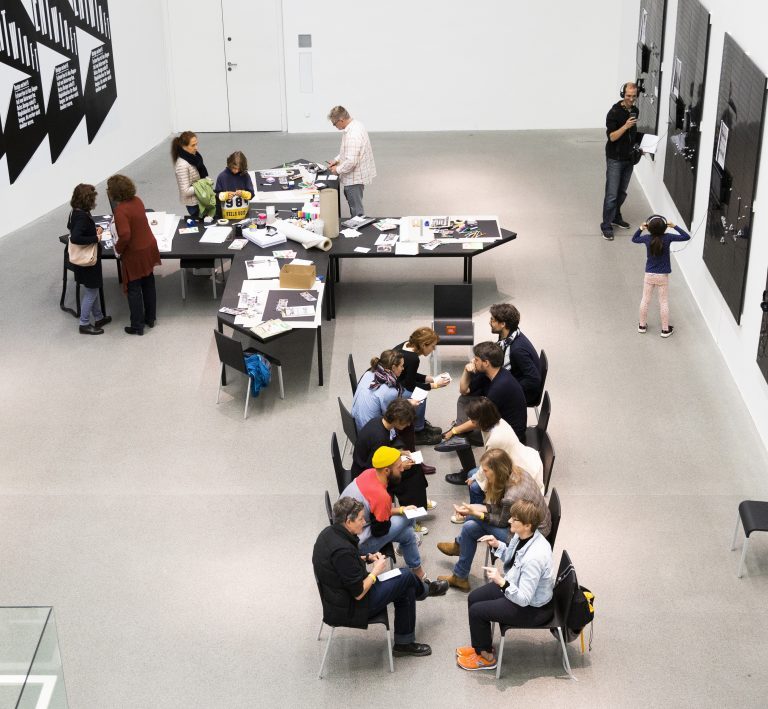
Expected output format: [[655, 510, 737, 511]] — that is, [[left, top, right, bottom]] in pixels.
[[759, 285, 768, 382], [662, 0, 709, 227], [635, 0, 667, 135], [702, 34, 767, 323]]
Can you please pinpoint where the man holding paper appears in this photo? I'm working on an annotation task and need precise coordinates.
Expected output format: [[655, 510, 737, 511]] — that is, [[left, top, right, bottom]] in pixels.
[[313, 496, 432, 657], [340, 446, 448, 597]]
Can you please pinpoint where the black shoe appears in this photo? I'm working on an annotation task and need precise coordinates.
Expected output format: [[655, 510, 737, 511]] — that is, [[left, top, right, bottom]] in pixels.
[[601, 231, 614, 241], [125, 326, 144, 336], [612, 217, 630, 229], [421, 463, 437, 475], [426, 578, 449, 597], [79, 324, 104, 335], [434, 437, 470, 452], [445, 471, 467, 485], [414, 429, 443, 446], [392, 642, 432, 657], [94, 316, 112, 328], [144, 319, 156, 328]]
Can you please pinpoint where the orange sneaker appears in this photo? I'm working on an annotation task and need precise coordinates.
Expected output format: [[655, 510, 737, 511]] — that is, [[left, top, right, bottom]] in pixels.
[[457, 652, 497, 671], [455, 645, 476, 658]]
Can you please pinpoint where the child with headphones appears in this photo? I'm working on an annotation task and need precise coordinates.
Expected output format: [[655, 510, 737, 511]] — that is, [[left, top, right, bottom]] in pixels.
[[632, 215, 690, 337]]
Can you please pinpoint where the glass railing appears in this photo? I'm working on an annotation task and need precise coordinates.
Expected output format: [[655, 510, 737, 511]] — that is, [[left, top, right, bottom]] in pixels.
[[0, 607, 68, 709]]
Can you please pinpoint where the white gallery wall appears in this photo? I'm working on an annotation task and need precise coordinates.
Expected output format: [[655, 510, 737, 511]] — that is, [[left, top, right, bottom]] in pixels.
[[634, 0, 768, 448], [0, 0, 172, 239]]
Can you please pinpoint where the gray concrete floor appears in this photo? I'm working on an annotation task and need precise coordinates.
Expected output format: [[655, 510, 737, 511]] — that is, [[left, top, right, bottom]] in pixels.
[[1, 129, 768, 708]]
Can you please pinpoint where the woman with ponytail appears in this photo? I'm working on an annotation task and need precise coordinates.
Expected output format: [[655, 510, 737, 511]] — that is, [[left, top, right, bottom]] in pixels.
[[632, 214, 690, 338], [171, 131, 208, 219]]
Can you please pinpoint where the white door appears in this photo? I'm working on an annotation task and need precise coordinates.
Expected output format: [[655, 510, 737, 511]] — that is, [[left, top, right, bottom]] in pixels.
[[221, 0, 284, 131]]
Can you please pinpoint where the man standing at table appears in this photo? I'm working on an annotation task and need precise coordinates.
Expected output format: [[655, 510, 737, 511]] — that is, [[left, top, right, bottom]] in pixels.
[[600, 82, 643, 241], [327, 106, 376, 217]]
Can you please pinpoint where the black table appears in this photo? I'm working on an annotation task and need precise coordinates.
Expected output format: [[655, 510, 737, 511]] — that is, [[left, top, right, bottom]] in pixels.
[[324, 218, 516, 319]]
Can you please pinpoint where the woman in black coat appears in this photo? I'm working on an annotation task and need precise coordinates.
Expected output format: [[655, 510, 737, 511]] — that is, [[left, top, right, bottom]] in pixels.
[[68, 183, 112, 335]]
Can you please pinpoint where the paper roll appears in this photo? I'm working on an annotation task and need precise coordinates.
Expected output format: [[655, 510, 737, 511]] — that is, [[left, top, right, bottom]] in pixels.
[[319, 188, 339, 239], [275, 219, 333, 252]]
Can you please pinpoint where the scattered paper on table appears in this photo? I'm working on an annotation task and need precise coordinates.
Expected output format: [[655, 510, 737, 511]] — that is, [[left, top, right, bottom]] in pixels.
[[245, 257, 280, 280], [200, 226, 231, 243], [395, 241, 418, 255], [272, 250, 297, 259], [421, 240, 440, 250], [179, 227, 199, 235], [462, 242, 483, 250], [283, 305, 315, 318], [354, 246, 370, 253], [341, 228, 361, 238], [290, 258, 313, 266], [229, 238, 248, 250]]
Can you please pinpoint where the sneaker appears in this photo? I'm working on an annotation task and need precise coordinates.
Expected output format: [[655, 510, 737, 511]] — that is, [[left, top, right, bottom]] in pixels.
[[395, 533, 422, 556], [457, 652, 497, 671], [413, 523, 429, 535], [612, 217, 631, 229], [414, 428, 443, 446], [393, 642, 432, 657], [426, 499, 438, 511], [456, 645, 477, 658], [450, 513, 466, 524], [437, 541, 460, 557], [437, 573, 471, 591], [638, 323, 647, 333], [602, 231, 614, 241], [434, 437, 470, 452], [661, 326, 674, 338]]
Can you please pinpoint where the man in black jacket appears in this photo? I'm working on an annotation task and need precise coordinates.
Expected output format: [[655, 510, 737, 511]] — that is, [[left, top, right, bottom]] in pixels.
[[600, 82, 644, 240], [312, 496, 432, 657], [489, 303, 541, 405]]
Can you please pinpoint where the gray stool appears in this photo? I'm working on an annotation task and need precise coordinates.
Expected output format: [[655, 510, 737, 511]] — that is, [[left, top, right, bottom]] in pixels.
[[730, 500, 768, 577]]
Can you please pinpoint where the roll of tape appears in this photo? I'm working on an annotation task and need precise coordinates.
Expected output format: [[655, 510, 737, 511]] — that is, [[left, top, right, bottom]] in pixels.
[[217, 219, 229, 226]]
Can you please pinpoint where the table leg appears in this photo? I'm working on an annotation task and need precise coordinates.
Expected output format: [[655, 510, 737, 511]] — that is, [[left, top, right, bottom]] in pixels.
[[60, 249, 77, 317], [325, 260, 333, 321], [466, 257, 473, 283], [218, 320, 228, 386], [317, 326, 324, 386], [99, 288, 107, 317]]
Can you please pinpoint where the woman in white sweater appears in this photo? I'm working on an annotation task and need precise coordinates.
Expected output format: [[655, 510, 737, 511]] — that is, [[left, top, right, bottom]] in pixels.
[[170, 131, 208, 218], [447, 397, 543, 522]]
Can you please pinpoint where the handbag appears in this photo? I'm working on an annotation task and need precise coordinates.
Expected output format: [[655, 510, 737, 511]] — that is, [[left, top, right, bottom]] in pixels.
[[68, 240, 97, 267]]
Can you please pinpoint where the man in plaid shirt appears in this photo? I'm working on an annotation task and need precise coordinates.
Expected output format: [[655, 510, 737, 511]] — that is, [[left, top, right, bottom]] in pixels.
[[328, 105, 377, 217]]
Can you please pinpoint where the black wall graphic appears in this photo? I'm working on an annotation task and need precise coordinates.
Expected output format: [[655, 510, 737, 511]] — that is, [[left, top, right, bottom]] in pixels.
[[702, 34, 767, 323], [635, 0, 667, 136], [662, 0, 710, 227], [0, 0, 117, 183]]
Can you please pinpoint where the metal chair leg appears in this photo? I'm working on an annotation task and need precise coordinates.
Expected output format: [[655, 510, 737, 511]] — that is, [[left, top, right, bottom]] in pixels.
[[276, 365, 285, 399], [181, 268, 186, 300], [316, 620, 324, 641], [738, 537, 750, 578], [341, 438, 350, 461], [731, 512, 742, 550], [556, 627, 577, 680], [385, 626, 394, 673], [318, 627, 335, 679], [495, 633, 506, 679], [211, 271, 217, 299], [244, 377, 252, 419]]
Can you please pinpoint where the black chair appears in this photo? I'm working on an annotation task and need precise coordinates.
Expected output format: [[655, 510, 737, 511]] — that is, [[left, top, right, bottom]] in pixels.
[[324, 490, 333, 525], [525, 391, 550, 449], [316, 576, 394, 678], [338, 397, 358, 460], [331, 433, 353, 493], [546, 487, 561, 549], [213, 329, 284, 419], [731, 500, 768, 577], [432, 284, 474, 373], [347, 354, 359, 396], [538, 430, 556, 495], [530, 349, 548, 419], [495, 549, 577, 680]]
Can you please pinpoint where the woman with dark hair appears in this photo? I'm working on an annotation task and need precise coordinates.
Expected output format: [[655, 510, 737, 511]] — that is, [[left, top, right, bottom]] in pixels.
[[393, 326, 450, 446], [171, 131, 208, 219], [455, 498, 554, 671], [215, 151, 255, 221], [437, 448, 550, 592], [446, 397, 543, 503], [632, 215, 690, 337], [107, 174, 161, 336], [68, 183, 111, 335]]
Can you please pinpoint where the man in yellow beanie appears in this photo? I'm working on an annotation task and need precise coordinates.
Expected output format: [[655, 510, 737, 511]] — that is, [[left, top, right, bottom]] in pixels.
[[340, 446, 448, 597]]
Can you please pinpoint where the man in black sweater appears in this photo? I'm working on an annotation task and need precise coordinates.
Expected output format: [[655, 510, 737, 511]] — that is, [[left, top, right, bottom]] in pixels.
[[312, 496, 432, 657], [600, 82, 644, 240], [489, 303, 541, 406]]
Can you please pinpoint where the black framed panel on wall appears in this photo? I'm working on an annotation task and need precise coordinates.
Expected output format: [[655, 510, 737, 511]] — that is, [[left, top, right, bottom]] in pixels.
[[635, 0, 667, 136], [702, 34, 767, 324], [759, 288, 768, 382], [662, 0, 710, 227]]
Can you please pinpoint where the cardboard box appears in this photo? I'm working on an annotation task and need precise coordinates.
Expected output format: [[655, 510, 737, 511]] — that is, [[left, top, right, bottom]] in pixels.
[[280, 263, 316, 289]]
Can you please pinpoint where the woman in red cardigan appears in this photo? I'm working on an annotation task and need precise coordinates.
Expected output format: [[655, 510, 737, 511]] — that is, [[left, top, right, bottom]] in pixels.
[[107, 174, 162, 335]]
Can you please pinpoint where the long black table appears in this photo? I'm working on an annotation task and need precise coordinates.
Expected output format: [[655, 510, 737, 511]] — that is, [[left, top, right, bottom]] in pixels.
[[324, 219, 516, 319]]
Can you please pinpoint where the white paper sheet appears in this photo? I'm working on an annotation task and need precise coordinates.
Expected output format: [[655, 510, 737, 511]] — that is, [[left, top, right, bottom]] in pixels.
[[640, 133, 660, 154], [404, 507, 428, 520], [200, 226, 231, 243], [376, 568, 402, 582], [409, 387, 428, 402], [395, 241, 418, 255], [404, 450, 424, 464], [245, 258, 280, 280]]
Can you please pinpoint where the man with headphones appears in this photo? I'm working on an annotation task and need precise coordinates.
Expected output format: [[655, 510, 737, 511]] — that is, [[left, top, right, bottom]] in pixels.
[[600, 82, 644, 240]]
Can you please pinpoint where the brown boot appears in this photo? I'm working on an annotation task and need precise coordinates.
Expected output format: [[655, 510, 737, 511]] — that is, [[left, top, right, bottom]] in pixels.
[[437, 574, 471, 591], [437, 541, 460, 556]]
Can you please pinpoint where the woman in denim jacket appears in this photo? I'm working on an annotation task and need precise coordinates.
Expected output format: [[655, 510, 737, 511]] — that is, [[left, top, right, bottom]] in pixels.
[[455, 498, 554, 671]]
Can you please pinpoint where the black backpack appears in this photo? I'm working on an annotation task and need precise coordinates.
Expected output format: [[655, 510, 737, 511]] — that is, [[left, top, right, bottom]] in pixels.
[[554, 562, 595, 650]]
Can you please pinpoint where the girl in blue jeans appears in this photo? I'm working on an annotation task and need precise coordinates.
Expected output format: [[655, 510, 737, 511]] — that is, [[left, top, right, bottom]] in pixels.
[[436, 448, 550, 591]]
